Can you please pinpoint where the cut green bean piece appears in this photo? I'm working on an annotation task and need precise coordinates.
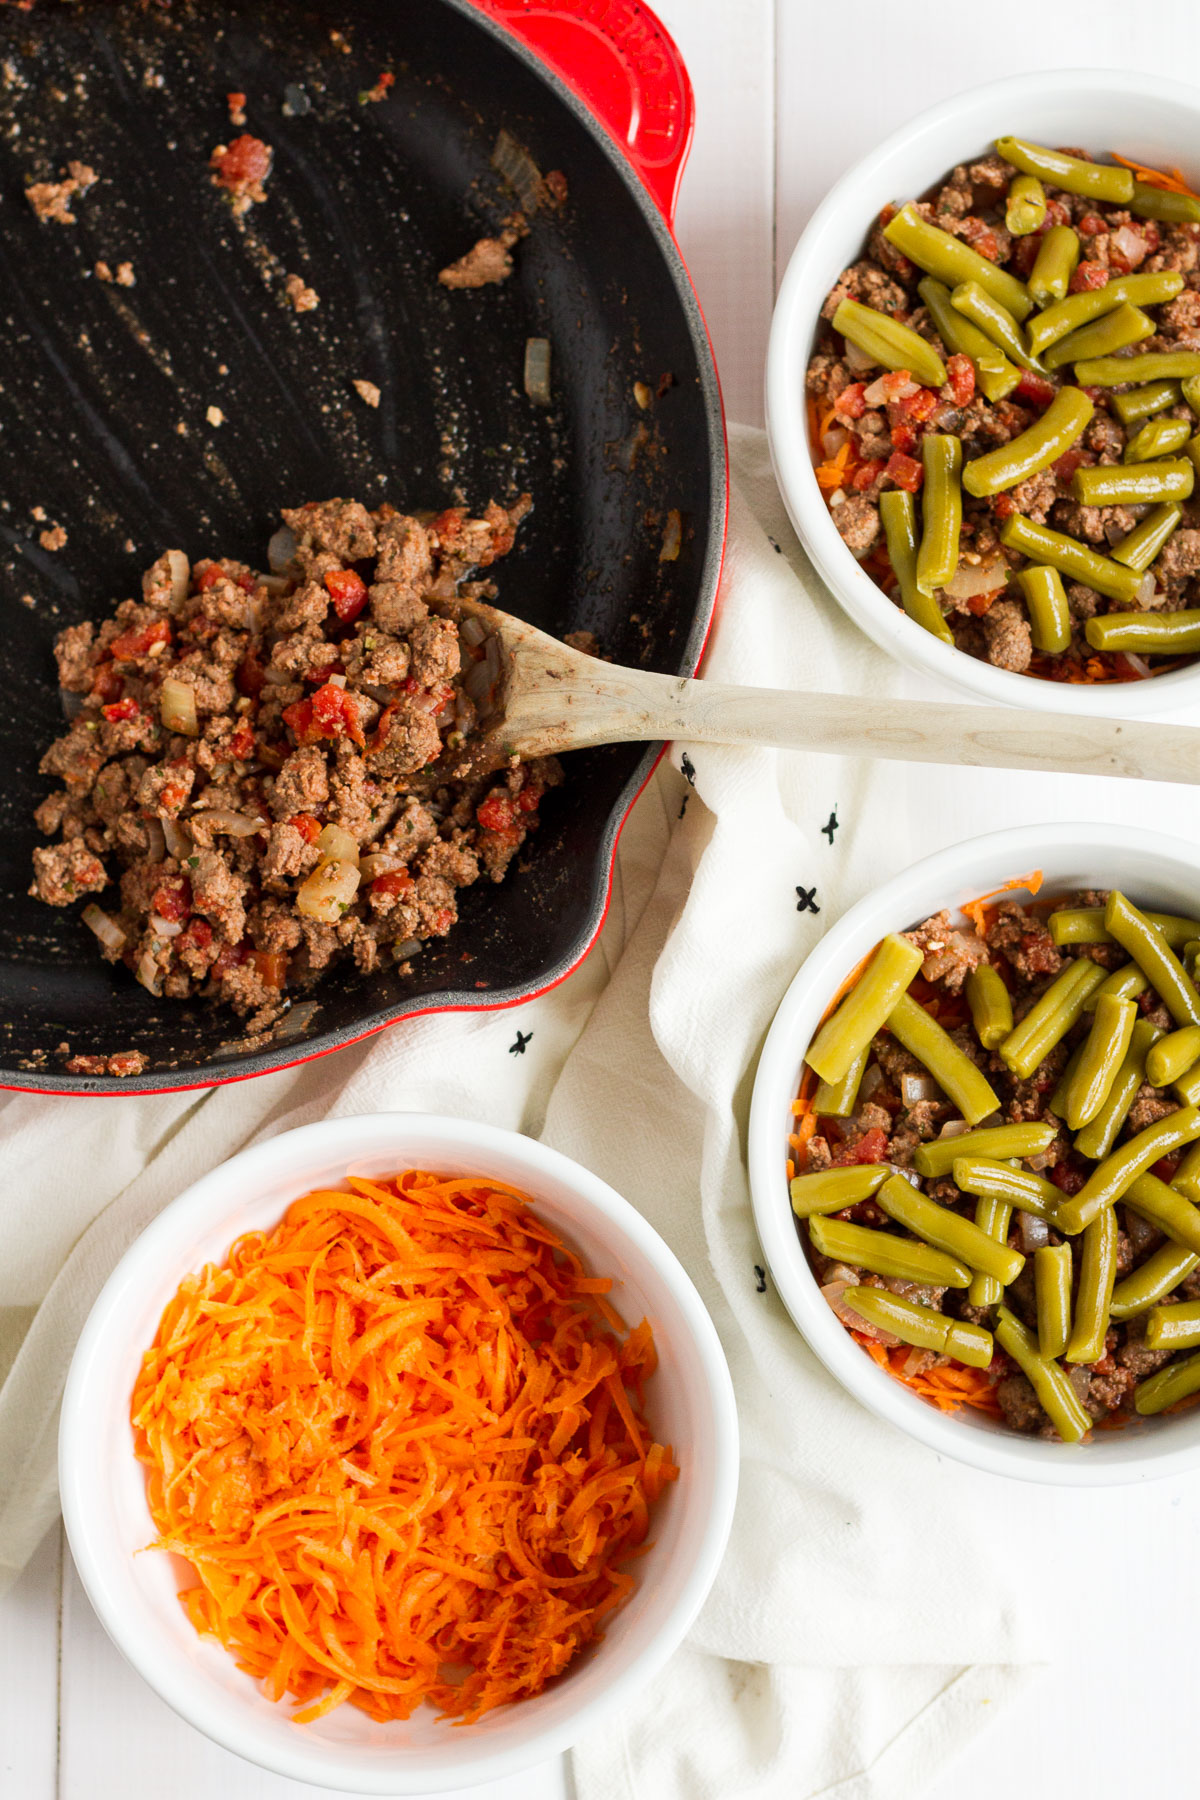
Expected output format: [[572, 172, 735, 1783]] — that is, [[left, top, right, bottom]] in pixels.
[[967, 1192, 1012, 1307], [995, 1305, 1092, 1442], [916, 277, 1021, 403], [1075, 351, 1200, 387], [952, 1157, 1063, 1221], [1081, 962, 1151, 1013], [1135, 1348, 1200, 1415], [995, 137, 1132, 202], [1093, 610, 1200, 656], [1123, 417, 1192, 462], [879, 489, 953, 645], [1064, 993, 1138, 1131], [966, 962, 1013, 1050], [845, 1286, 993, 1368], [1124, 1172, 1200, 1258], [1027, 271, 1184, 354], [1172, 1138, 1200, 1206], [1064, 1206, 1119, 1364], [913, 1121, 1058, 1179], [1105, 889, 1200, 1029], [1075, 1019, 1159, 1161], [1147, 1026, 1200, 1090], [1186, 433, 1200, 478], [876, 1173, 1024, 1283], [831, 297, 947, 391], [950, 280, 1042, 373], [915, 435, 962, 595], [1049, 1040, 1086, 1120], [1036, 1243, 1073, 1360], [1174, 1059, 1200, 1107], [1145, 1300, 1200, 1351], [805, 933, 924, 1085], [887, 990, 1001, 1126], [1112, 380, 1181, 425], [1015, 564, 1071, 654], [1052, 908, 1200, 951], [789, 1163, 890, 1218], [1184, 374, 1200, 421], [1044, 302, 1154, 372], [1056, 1105, 1200, 1234], [812, 1043, 870, 1118], [998, 513, 1144, 604], [1129, 180, 1200, 227], [1111, 502, 1184, 572], [808, 1216, 972, 1288], [963, 387, 1093, 499], [1111, 1240, 1199, 1319], [998, 956, 1108, 1080], [883, 203, 1033, 320], [1073, 459, 1194, 508], [1027, 224, 1080, 308], [1006, 172, 1047, 236]]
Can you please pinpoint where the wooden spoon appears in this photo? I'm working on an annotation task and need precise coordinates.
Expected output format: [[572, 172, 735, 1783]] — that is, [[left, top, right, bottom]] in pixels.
[[448, 596, 1200, 786]]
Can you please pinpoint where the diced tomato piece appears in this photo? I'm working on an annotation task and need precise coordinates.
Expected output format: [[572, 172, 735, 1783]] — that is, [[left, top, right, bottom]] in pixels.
[[958, 218, 999, 261], [1043, 198, 1070, 230], [211, 939, 253, 978], [159, 781, 189, 813], [517, 781, 544, 814], [211, 133, 272, 190], [833, 382, 867, 421], [252, 949, 288, 989], [430, 507, 465, 544], [1077, 212, 1108, 238], [284, 681, 364, 749], [304, 661, 343, 686], [226, 91, 246, 115], [102, 697, 139, 722], [235, 571, 256, 593], [91, 665, 124, 703], [1070, 261, 1109, 293], [370, 870, 414, 898], [889, 421, 918, 454], [229, 720, 255, 760], [884, 451, 923, 493], [851, 457, 886, 492], [290, 812, 322, 845], [878, 370, 914, 400], [325, 567, 368, 623], [946, 354, 975, 406], [368, 702, 396, 755], [110, 618, 171, 661], [1052, 446, 1086, 485], [965, 590, 1000, 616], [1013, 234, 1042, 278], [151, 876, 192, 923], [197, 565, 223, 591], [477, 794, 517, 833], [1015, 369, 1057, 408], [1050, 1162, 1086, 1196], [830, 1125, 889, 1167], [236, 650, 265, 698], [899, 386, 938, 424], [177, 917, 213, 955], [430, 907, 455, 935], [993, 493, 1018, 520]]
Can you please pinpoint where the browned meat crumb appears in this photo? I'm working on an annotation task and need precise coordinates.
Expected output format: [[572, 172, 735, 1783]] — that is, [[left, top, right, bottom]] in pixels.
[[38, 524, 68, 552], [226, 91, 247, 127], [25, 161, 96, 224], [353, 379, 381, 408], [285, 273, 319, 313], [64, 1050, 147, 1077], [438, 219, 525, 290], [206, 405, 225, 427], [209, 134, 272, 216]]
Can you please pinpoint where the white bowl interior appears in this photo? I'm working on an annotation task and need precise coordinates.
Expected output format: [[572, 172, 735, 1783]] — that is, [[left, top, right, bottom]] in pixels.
[[60, 1115, 738, 1792], [749, 824, 1200, 1485], [767, 69, 1200, 715]]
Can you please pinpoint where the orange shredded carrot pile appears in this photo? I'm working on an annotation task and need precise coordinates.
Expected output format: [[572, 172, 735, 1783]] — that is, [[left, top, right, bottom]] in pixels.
[[1113, 152, 1200, 198], [131, 1170, 677, 1727], [808, 394, 861, 492], [855, 1334, 1004, 1418], [961, 870, 1043, 939]]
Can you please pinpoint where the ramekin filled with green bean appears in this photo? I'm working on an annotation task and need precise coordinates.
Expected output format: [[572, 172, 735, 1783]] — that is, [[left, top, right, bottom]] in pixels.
[[748, 824, 1200, 1483], [767, 70, 1200, 716]]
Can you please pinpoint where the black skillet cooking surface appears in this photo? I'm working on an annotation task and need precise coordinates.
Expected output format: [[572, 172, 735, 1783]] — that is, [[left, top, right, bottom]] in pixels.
[[0, 0, 725, 1092]]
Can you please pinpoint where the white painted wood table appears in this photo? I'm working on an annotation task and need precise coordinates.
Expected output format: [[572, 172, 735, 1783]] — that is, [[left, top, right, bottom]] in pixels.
[[8, 2, 1200, 1795]]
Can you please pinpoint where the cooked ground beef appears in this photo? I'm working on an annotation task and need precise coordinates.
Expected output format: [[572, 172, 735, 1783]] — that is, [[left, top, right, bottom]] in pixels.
[[31, 497, 560, 1020], [438, 216, 526, 290], [806, 145, 1200, 685]]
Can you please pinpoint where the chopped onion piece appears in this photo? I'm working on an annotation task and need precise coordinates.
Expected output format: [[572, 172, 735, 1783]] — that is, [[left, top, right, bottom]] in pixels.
[[659, 508, 683, 563], [863, 373, 917, 406], [884, 1164, 922, 1188], [160, 676, 199, 737], [1018, 1211, 1051, 1253], [843, 340, 877, 374], [822, 426, 850, 457], [1136, 572, 1158, 608], [148, 913, 183, 939], [821, 1280, 900, 1344], [296, 858, 360, 923], [136, 949, 162, 996], [524, 337, 552, 406], [274, 999, 320, 1039], [195, 807, 268, 837], [165, 548, 190, 611], [936, 1118, 972, 1140], [901, 1072, 941, 1105], [944, 554, 1009, 601], [82, 903, 126, 953], [328, 672, 347, 689], [1027, 1148, 1056, 1172], [267, 525, 297, 573], [860, 1062, 884, 1101], [491, 128, 546, 212], [459, 615, 487, 647], [393, 937, 424, 960], [161, 816, 191, 859], [144, 816, 166, 862], [316, 823, 359, 865], [1122, 651, 1153, 679], [359, 852, 407, 880], [60, 686, 85, 720]]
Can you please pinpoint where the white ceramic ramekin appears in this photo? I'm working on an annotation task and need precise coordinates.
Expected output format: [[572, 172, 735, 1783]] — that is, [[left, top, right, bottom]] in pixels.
[[59, 1114, 738, 1792], [749, 823, 1200, 1485], [767, 69, 1200, 716]]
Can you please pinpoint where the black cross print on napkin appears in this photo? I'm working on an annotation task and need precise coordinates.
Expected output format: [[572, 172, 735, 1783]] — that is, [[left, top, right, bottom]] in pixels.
[[796, 885, 820, 915], [509, 1030, 533, 1056]]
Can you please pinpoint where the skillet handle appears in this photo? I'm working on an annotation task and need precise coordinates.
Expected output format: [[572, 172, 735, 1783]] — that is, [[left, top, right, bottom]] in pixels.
[[471, 0, 695, 225]]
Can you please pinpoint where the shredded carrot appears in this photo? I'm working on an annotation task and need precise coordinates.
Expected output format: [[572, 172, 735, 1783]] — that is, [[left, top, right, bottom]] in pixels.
[[131, 1170, 677, 1727], [961, 870, 1043, 939], [808, 393, 861, 492], [853, 1333, 1003, 1417], [1113, 152, 1200, 199]]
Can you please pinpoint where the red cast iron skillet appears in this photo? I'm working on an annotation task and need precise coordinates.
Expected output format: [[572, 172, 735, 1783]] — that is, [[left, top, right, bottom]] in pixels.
[[0, 0, 726, 1094]]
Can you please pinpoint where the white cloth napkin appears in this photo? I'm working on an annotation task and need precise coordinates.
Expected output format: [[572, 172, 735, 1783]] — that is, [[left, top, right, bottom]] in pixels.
[[9, 424, 1200, 1797]]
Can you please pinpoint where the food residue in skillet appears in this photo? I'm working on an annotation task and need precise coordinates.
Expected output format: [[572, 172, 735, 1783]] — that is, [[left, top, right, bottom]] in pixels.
[[24, 159, 95, 224], [209, 133, 272, 215]]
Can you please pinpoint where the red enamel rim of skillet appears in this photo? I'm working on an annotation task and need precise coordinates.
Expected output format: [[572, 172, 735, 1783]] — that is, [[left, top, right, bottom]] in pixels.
[[10, 0, 729, 1097]]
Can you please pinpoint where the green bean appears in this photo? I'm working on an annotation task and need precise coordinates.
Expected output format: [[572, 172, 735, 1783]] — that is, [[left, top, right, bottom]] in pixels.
[[1183, 374, 1200, 421], [1135, 1347, 1200, 1414], [1056, 1105, 1200, 1234], [1036, 1243, 1073, 1360], [1145, 1300, 1200, 1350], [812, 1044, 869, 1118], [876, 1173, 1024, 1283], [1081, 962, 1151, 1013], [789, 1163, 890, 1218], [914, 435, 962, 596], [831, 297, 947, 392], [913, 1121, 1058, 1180], [886, 990, 1000, 1126], [882, 203, 1033, 321], [1064, 1205, 1119, 1364], [998, 956, 1108, 1080], [1075, 1020, 1160, 1161], [963, 388, 1093, 499], [1123, 417, 1192, 462], [1063, 993, 1138, 1131], [997, 513, 1144, 604], [844, 1286, 993, 1367], [1111, 1240, 1199, 1319], [1052, 908, 1200, 951], [1074, 351, 1200, 387], [1147, 1026, 1200, 1090], [966, 963, 1013, 1050], [1111, 502, 1184, 572], [805, 933, 924, 1085], [1049, 1039, 1086, 1119], [1129, 180, 1200, 227], [916, 277, 1022, 404], [1124, 1172, 1200, 1258], [879, 490, 953, 645], [967, 1193, 1013, 1307], [1186, 433, 1200, 478], [1044, 303, 1155, 372], [994, 1305, 1092, 1442], [1027, 271, 1184, 355], [1174, 1059, 1200, 1107], [1105, 890, 1200, 1028], [1014, 564, 1071, 654], [996, 137, 1133, 202], [1027, 224, 1080, 308], [1094, 609, 1200, 656], [1172, 1139, 1200, 1206], [950, 280, 1043, 373], [951, 1156, 1063, 1221], [1112, 380, 1182, 426], [808, 1216, 972, 1287], [1072, 459, 1194, 507], [1005, 172, 1047, 236]]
